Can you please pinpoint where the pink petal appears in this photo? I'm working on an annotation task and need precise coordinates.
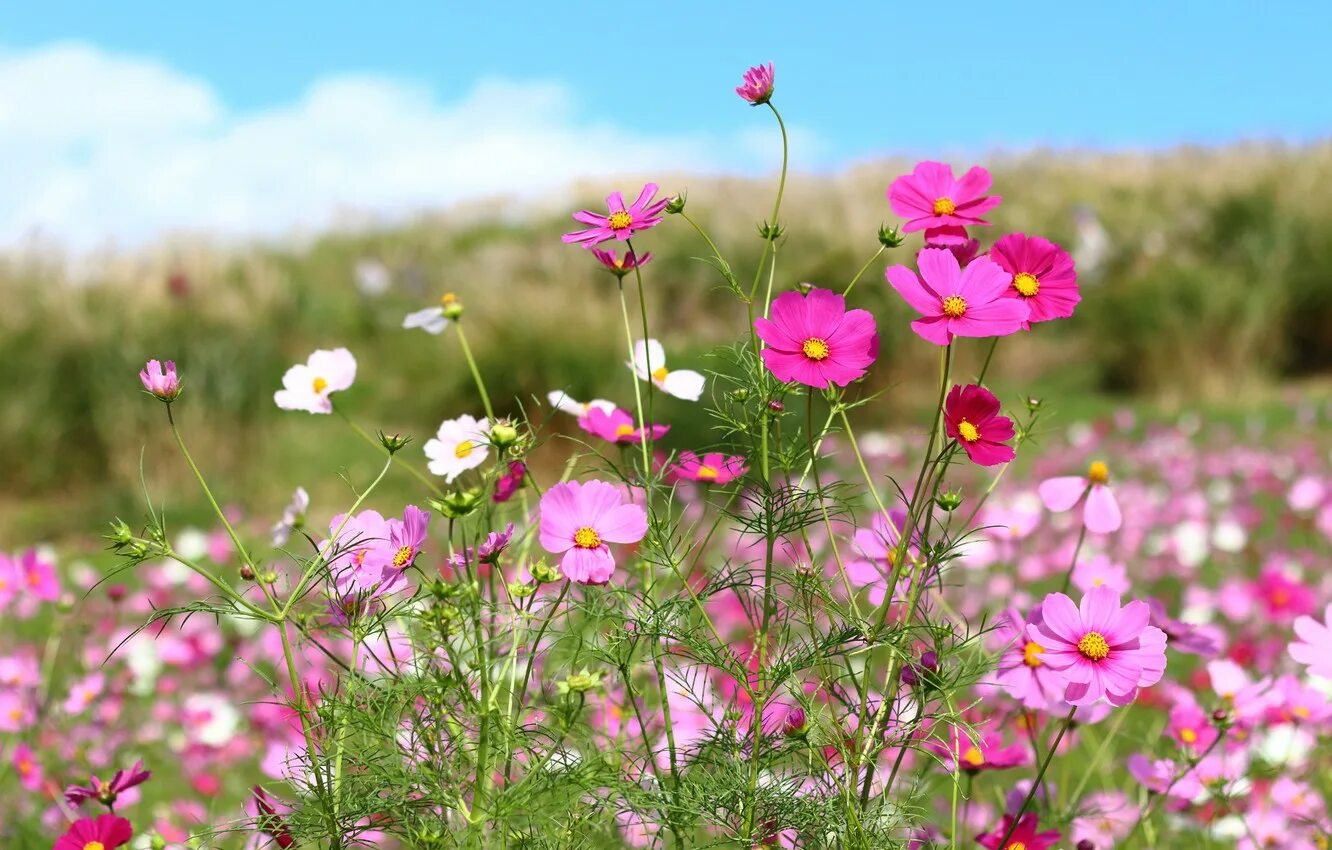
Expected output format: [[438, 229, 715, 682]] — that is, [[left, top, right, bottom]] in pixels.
[[1084, 484, 1123, 533], [1039, 477, 1087, 512]]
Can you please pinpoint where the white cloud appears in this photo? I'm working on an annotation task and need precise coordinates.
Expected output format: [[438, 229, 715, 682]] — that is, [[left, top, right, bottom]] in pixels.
[[0, 42, 805, 251]]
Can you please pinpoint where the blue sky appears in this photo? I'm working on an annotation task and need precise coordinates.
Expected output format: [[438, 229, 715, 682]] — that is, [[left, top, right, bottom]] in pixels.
[[2, 2, 1328, 247]]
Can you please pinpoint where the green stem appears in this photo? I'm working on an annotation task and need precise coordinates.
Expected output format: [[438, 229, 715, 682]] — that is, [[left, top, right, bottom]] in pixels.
[[455, 322, 495, 422], [166, 404, 256, 571], [616, 280, 653, 482], [1058, 523, 1089, 594], [996, 708, 1076, 850], [336, 407, 444, 498], [842, 245, 887, 297]]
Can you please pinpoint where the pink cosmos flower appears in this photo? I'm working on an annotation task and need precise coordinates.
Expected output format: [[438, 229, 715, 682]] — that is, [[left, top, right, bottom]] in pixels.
[[943, 384, 1015, 466], [886, 249, 1030, 346], [578, 405, 670, 445], [1038, 461, 1122, 534], [1026, 587, 1167, 706], [668, 451, 747, 485], [562, 184, 670, 247], [17, 548, 59, 602], [251, 786, 296, 848], [54, 815, 134, 850], [384, 505, 430, 572], [493, 461, 527, 503], [1071, 554, 1130, 595], [736, 62, 775, 105], [66, 759, 152, 807], [990, 233, 1081, 325], [925, 225, 981, 266], [539, 480, 648, 585], [63, 671, 105, 716], [1289, 603, 1332, 679], [274, 348, 357, 414], [992, 607, 1063, 711], [1071, 791, 1136, 849], [888, 161, 1002, 234], [976, 813, 1060, 850], [12, 743, 42, 791], [139, 359, 181, 401], [753, 288, 878, 388], [929, 725, 1029, 774], [590, 248, 652, 277]]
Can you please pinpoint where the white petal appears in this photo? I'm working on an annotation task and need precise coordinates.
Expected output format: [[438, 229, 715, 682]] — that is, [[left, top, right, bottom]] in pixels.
[[630, 338, 667, 380], [403, 307, 449, 334], [662, 369, 705, 401]]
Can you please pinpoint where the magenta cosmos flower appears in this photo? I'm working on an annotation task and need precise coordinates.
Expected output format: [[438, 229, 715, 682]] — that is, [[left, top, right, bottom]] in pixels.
[[753, 288, 878, 388], [889, 161, 1002, 234], [1026, 587, 1167, 707], [591, 248, 652, 278], [578, 405, 670, 445], [1290, 603, 1332, 679], [990, 233, 1081, 325], [887, 248, 1029, 346], [668, 451, 748, 484], [1038, 460, 1122, 534], [138, 359, 181, 401], [944, 384, 1015, 466], [977, 813, 1060, 850], [54, 815, 134, 850], [65, 759, 152, 807], [562, 184, 670, 248], [539, 480, 648, 584], [736, 62, 775, 105]]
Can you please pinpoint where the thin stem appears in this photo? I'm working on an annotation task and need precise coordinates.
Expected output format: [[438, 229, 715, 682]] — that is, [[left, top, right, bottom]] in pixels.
[[166, 405, 256, 571], [1058, 524, 1089, 594], [336, 407, 444, 498], [616, 280, 653, 481], [842, 245, 887, 297], [996, 708, 1077, 850], [455, 322, 495, 422]]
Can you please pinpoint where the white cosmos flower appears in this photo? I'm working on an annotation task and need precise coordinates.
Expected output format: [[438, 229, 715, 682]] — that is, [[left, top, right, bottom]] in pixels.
[[425, 414, 491, 482], [546, 390, 616, 418], [403, 306, 449, 334], [626, 339, 704, 401], [272, 486, 310, 546], [274, 348, 357, 414]]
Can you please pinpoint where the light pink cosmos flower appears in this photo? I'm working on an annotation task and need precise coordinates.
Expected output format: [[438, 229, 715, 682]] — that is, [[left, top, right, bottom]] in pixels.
[[888, 161, 1002, 234], [539, 480, 648, 585], [886, 249, 1029, 346], [1071, 554, 1130, 595], [274, 348, 356, 414], [1038, 460, 1122, 534], [16, 549, 60, 602], [1289, 603, 1332, 679], [944, 384, 1015, 466], [989, 233, 1081, 326], [668, 451, 747, 485], [578, 405, 670, 445], [753, 288, 878, 388], [562, 184, 670, 247], [736, 62, 775, 105], [1071, 791, 1136, 849], [991, 607, 1062, 711], [139, 359, 182, 401], [1026, 587, 1167, 707], [63, 671, 105, 716], [928, 724, 1029, 774]]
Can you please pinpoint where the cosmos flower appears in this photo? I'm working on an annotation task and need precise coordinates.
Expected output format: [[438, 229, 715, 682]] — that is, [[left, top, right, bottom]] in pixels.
[[928, 725, 1030, 774], [888, 161, 1002, 234], [493, 461, 527, 503], [65, 759, 152, 807], [753, 288, 878, 388], [578, 405, 669, 445], [888, 248, 1030, 346], [989, 232, 1081, 325], [1026, 587, 1168, 707], [539, 480, 648, 585], [250, 786, 296, 849], [1038, 460, 1122, 534], [992, 607, 1063, 711], [16, 549, 59, 602], [944, 384, 1016, 466], [627, 339, 705, 401], [271, 487, 310, 546], [547, 391, 616, 419], [53, 815, 134, 850], [736, 62, 775, 104], [591, 248, 652, 277], [138, 359, 181, 401], [11, 743, 42, 791], [667, 451, 748, 484], [976, 813, 1060, 850], [274, 348, 357, 414], [424, 414, 492, 482], [402, 293, 461, 335], [1289, 603, 1332, 679], [562, 184, 670, 247]]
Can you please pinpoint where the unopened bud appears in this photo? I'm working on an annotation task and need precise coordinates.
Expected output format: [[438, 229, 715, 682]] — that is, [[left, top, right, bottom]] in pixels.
[[489, 420, 520, 450], [1026, 396, 1043, 412], [797, 281, 814, 295], [431, 489, 484, 519], [665, 193, 686, 215], [530, 559, 562, 584], [877, 224, 906, 248], [767, 399, 785, 415], [557, 668, 603, 695], [239, 563, 256, 581], [756, 220, 785, 242], [936, 490, 963, 512], [150, 833, 168, 850], [729, 387, 751, 403], [379, 431, 412, 454]]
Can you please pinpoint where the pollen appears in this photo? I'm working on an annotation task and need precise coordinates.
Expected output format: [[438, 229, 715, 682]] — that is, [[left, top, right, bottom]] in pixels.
[[942, 295, 967, 318], [651, 366, 670, 382], [1006, 843, 1027, 850], [573, 526, 601, 549], [932, 197, 957, 216], [1077, 631, 1111, 662], [83, 843, 106, 850], [312, 376, 329, 394], [696, 465, 719, 480], [614, 424, 636, 438], [802, 337, 830, 360], [1013, 272, 1040, 297], [1087, 460, 1110, 484], [392, 545, 414, 568], [441, 292, 458, 306], [957, 419, 981, 443], [607, 210, 633, 230], [1180, 727, 1198, 744], [1022, 640, 1044, 668], [961, 746, 984, 767], [454, 440, 475, 459]]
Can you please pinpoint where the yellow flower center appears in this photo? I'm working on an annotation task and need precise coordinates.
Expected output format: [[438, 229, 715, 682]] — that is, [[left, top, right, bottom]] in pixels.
[[573, 527, 601, 549], [454, 440, 476, 459], [17, 759, 31, 775], [932, 197, 956, 216], [1013, 272, 1040, 297], [1295, 705, 1311, 719], [1078, 631, 1111, 661], [441, 292, 457, 306], [1022, 640, 1045, 668], [802, 337, 830, 360], [312, 376, 328, 394], [392, 545, 414, 568], [1180, 727, 1198, 744], [84, 843, 106, 850], [957, 419, 980, 443], [961, 746, 984, 767], [696, 465, 719, 480], [607, 210, 633, 230], [942, 295, 967, 318], [1006, 843, 1027, 850], [1087, 460, 1110, 484], [651, 366, 669, 382], [614, 424, 636, 438]]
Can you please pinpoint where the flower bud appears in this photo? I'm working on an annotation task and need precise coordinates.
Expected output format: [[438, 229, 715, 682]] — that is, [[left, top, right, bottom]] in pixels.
[[767, 399, 785, 416], [440, 292, 464, 320], [877, 224, 906, 248], [139, 359, 182, 402], [378, 431, 412, 454], [105, 518, 134, 548], [728, 388, 751, 403], [756, 221, 785, 242], [150, 834, 168, 850], [936, 490, 963, 512], [1026, 396, 1043, 412], [557, 668, 603, 695], [530, 559, 562, 584], [508, 580, 536, 599], [431, 489, 484, 519], [489, 420, 520, 450], [665, 193, 687, 215], [797, 281, 814, 295], [239, 563, 256, 581]]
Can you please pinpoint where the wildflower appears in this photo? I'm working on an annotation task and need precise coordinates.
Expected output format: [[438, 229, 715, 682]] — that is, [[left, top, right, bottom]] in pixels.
[[538, 480, 648, 584], [1071, 554, 1130, 595], [547, 391, 616, 418], [270, 487, 309, 546], [138, 359, 181, 401], [886, 248, 1030, 346], [493, 460, 527, 503], [753, 288, 879, 388], [627, 339, 705, 401], [992, 607, 1063, 711], [562, 183, 670, 247], [66, 759, 152, 807], [1070, 791, 1136, 849], [888, 161, 1002, 234], [930, 725, 1029, 774], [274, 348, 357, 414], [990, 233, 1081, 325], [424, 414, 492, 482], [448, 523, 515, 570], [1038, 460, 1122, 534], [17, 548, 59, 602], [12, 743, 42, 791], [735, 62, 775, 105], [385, 505, 430, 572], [1289, 603, 1332, 679], [944, 384, 1015, 466], [0, 691, 32, 732], [62, 671, 104, 716], [668, 451, 748, 484], [591, 248, 652, 277], [326, 510, 396, 593], [402, 293, 462, 334], [976, 813, 1060, 850], [54, 815, 134, 850], [1026, 587, 1167, 706], [578, 405, 669, 445]]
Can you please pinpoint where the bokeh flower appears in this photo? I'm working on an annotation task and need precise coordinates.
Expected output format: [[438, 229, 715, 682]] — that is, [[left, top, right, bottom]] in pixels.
[[1039, 460, 1122, 534], [668, 451, 747, 484], [578, 405, 669, 445], [628, 339, 705, 401]]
